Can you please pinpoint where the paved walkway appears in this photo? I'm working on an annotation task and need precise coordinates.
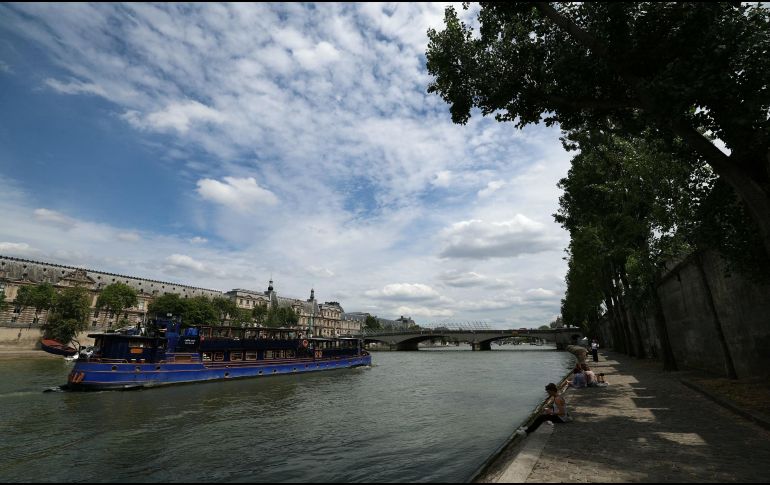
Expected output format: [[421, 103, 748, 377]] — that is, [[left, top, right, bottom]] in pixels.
[[478, 350, 770, 483]]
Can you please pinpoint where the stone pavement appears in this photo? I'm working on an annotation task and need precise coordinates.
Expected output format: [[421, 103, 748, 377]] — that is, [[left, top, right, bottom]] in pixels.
[[479, 350, 770, 483]]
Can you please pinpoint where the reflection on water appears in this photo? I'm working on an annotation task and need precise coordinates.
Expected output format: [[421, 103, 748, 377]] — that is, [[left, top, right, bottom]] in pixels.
[[0, 346, 572, 482]]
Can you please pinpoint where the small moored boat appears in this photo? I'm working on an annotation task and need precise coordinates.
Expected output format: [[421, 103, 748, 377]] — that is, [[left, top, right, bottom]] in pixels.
[[40, 339, 78, 357]]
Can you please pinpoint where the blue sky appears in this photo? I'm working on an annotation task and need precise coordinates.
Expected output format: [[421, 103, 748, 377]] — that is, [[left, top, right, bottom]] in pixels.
[[0, 3, 571, 328]]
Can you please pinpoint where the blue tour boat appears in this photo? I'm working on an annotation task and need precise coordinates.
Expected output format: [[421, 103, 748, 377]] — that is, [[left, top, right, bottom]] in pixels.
[[64, 320, 371, 391]]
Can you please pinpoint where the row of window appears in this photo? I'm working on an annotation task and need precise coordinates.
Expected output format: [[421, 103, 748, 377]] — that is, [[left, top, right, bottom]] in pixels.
[[201, 350, 296, 362]]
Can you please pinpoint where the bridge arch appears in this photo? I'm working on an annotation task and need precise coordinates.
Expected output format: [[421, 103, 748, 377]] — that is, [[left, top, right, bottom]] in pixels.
[[363, 328, 584, 351]]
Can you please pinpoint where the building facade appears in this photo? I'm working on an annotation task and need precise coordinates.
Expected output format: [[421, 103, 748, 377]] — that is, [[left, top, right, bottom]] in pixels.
[[0, 256, 222, 329], [227, 283, 361, 337], [0, 255, 362, 336]]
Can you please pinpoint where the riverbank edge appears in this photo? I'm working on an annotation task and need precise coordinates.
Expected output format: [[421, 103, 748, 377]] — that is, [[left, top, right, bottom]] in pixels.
[[466, 372, 572, 483]]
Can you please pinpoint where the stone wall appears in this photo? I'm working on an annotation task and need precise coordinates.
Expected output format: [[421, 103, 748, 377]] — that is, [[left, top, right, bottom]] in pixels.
[[0, 327, 94, 351], [599, 250, 770, 379]]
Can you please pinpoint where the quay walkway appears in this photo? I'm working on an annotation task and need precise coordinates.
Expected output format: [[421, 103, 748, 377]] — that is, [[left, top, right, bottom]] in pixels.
[[475, 350, 770, 483]]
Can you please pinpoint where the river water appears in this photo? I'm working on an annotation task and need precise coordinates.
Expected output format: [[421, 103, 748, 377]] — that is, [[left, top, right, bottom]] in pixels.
[[0, 345, 572, 482]]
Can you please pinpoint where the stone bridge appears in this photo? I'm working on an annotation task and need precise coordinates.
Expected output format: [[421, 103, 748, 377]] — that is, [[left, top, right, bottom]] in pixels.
[[361, 328, 584, 351]]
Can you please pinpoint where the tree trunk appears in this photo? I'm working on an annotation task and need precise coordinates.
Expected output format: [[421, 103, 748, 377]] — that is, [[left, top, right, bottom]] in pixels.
[[694, 252, 738, 379], [651, 282, 678, 371], [603, 293, 625, 353], [619, 270, 647, 359], [613, 292, 635, 357]]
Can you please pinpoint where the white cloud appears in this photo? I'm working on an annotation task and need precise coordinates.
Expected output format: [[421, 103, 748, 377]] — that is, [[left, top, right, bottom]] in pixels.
[[526, 288, 557, 299], [440, 215, 561, 259], [477, 180, 505, 198], [293, 41, 341, 71], [123, 100, 226, 134], [165, 254, 207, 273], [365, 283, 441, 301], [0, 242, 38, 255], [438, 270, 486, 288], [307, 265, 335, 278], [190, 236, 208, 245], [431, 170, 453, 188], [196, 176, 278, 212], [394, 305, 454, 318], [33, 208, 77, 228], [45, 78, 106, 97], [117, 232, 141, 242]]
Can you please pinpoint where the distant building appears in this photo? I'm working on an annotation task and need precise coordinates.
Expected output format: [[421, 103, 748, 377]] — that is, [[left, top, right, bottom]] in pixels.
[[0, 255, 361, 335], [343, 312, 416, 330], [0, 255, 221, 328], [226, 283, 361, 336]]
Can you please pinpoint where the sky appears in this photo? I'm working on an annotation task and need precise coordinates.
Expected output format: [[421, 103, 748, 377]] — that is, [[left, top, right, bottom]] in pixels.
[[0, 3, 572, 328]]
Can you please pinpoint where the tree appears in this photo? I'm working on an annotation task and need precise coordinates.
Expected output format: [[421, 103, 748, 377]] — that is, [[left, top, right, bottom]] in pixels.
[[0, 286, 7, 313], [96, 283, 138, 328], [364, 315, 381, 331], [30, 283, 56, 325], [14, 283, 56, 326], [229, 308, 253, 327], [426, 3, 770, 258], [212, 296, 239, 325], [148, 293, 186, 319], [554, 132, 697, 369], [43, 287, 91, 345], [13, 285, 35, 321], [252, 304, 268, 326], [180, 296, 218, 326], [265, 306, 299, 328]]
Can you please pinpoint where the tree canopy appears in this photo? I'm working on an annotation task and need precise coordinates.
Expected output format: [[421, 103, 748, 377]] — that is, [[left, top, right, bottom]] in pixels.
[[426, 2, 770, 257], [96, 283, 138, 326], [42, 286, 91, 345]]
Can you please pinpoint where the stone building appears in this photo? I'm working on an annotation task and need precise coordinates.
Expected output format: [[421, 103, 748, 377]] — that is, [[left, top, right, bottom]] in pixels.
[[0, 255, 361, 336], [0, 255, 222, 328], [227, 282, 361, 336]]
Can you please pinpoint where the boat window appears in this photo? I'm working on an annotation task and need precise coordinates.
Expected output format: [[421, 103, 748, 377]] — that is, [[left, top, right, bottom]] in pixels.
[[213, 352, 224, 362], [245, 351, 257, 361], [214, 328, 228, 338], [129, 340, 148, 348], [230, 351, 243, 361], [202, 352, 212, 362], [265, 350, 275, 359], [244, 329, 258, 339], [200, 327, 212, 338]]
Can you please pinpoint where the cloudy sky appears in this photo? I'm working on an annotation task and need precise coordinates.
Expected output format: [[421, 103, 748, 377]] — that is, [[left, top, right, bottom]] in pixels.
[[0, 3, 571, 328]]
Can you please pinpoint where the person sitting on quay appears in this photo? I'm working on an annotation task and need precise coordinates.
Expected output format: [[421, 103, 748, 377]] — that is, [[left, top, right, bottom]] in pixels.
[[582, 363, 598, 387], [596, 372, 609, 387], [568, 363, 587, 388], [516, 383, 571, 437]]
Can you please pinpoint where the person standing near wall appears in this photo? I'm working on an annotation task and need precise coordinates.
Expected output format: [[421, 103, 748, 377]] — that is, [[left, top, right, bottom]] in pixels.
[[591, 338, 599, 362]]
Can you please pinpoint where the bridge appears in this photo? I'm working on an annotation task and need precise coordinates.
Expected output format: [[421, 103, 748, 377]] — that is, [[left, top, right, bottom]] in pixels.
[[360, 326, 584, 351]]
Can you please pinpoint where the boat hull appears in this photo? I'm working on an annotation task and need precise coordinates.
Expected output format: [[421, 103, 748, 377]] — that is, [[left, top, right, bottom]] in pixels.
[[40, 339, 78, 357], [65, 354, 372, 391]]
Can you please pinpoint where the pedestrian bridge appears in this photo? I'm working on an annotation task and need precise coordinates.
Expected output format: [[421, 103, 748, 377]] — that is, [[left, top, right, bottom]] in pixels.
[[360, 327, 584, 351]]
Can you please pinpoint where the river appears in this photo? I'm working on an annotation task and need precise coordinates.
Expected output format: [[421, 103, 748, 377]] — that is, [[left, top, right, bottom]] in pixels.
[[0, 345, 573, 482]]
